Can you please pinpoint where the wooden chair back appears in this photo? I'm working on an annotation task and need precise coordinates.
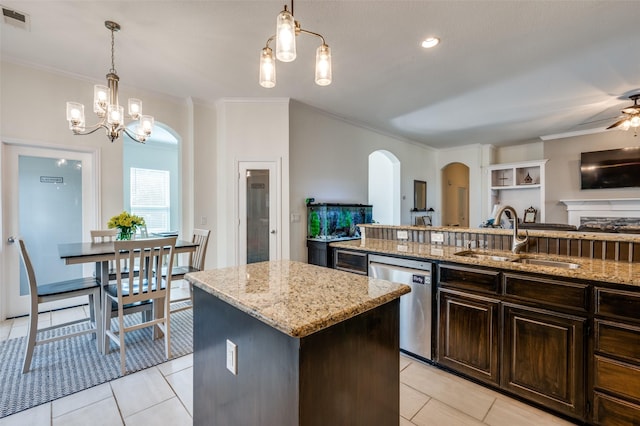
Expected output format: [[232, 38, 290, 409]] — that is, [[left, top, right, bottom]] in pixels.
[[90, 229, 119, 242], [17, 239, 39, 297], [91, 229, 120, 276], [113, 237, 176, 306], [189, 229, 211, 270]]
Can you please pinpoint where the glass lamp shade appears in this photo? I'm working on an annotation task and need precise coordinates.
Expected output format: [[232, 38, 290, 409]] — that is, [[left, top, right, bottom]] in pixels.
[[66, 102, 85, 130], [621, 120, 631, 131], [139, 115, 154, 136], [631, 115, 640, 128], [128, 98, 142, 119], [315, 44, 332, 86], [276, 9, 296, 62], [93, 85, 109, 115], [259, 47, 277, 88], [107, 104, 124, 126]]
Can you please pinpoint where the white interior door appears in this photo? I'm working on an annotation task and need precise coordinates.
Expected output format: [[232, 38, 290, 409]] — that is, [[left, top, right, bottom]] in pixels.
[[238, 161, 278, 265], [1, 142, 98, 319]]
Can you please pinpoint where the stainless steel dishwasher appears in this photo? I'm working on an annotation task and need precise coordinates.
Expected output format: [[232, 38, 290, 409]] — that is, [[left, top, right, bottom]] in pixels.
[[368, 254, 432, 361]]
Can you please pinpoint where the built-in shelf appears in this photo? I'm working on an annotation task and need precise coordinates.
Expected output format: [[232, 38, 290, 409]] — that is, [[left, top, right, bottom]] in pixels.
[[486, 160, 548, 223]]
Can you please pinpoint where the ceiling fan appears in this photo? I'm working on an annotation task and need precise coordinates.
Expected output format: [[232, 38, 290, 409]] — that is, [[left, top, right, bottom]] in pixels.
[[607, 94, 640, 135]]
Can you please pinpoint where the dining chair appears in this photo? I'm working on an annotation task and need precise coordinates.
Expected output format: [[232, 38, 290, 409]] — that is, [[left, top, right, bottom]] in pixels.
[[17, 239, 102, 373], [91, 229, 144, 281], [103, 236, 176, 375], [90, 229, 120, 280], [164, 229, 210, 313], [134, 223, 148, 239]]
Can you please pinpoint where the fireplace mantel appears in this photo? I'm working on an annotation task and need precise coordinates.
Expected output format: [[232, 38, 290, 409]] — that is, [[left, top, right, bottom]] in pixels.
[[560, 198, 640, 227]]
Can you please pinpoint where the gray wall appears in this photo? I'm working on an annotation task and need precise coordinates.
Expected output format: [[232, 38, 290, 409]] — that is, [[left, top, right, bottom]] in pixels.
[[543, 131, 640, 223], [289, 101, 437, 262]]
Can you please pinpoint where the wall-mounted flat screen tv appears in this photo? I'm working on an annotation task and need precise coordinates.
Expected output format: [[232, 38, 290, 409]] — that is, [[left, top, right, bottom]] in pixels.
[[581, 147, 640, 189]]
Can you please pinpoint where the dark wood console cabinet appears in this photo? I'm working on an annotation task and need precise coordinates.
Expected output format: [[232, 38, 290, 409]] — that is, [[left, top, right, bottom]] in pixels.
[[307, 240, 332, 267]]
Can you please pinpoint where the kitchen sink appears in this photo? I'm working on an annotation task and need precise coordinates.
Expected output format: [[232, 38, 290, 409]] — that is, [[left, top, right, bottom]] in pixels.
[[514, 258, 581, 269], [453, 250, 517, 262], [454, 250, 581, 269]]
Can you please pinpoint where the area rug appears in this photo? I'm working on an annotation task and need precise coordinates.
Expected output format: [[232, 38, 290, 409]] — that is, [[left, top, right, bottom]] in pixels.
[[0, 307, 193, 418]]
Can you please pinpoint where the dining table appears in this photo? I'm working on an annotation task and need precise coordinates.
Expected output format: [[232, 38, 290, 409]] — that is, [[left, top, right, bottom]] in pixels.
[[58, 237, 199, 354]]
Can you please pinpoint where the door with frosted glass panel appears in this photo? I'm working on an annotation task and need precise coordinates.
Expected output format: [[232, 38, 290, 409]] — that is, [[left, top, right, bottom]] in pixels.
[[2, 144, 97, 318], [238, 162, 278, 264]]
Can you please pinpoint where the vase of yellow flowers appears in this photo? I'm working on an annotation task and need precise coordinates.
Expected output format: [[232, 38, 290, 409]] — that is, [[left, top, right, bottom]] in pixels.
[[107, 211, 146, 240]]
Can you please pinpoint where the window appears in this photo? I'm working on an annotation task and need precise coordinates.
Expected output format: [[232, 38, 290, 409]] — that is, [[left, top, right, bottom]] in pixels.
[[123, 122, 179, 232], [130, 167, 170, 233]]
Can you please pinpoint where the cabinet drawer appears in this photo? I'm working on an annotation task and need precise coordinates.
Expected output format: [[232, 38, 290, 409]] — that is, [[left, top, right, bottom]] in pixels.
[[594, 355, 640, 401], [503, 273, 589, 312], [438, 264, 500, 294], [596, 320, 640, 364], [594, 391, 640, 426], [596, 288, 640, 323], [333, 250, 367, 275]]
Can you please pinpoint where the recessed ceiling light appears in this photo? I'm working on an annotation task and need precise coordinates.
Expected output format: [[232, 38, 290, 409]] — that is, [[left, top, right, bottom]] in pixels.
[[421, 37, 440, 49]]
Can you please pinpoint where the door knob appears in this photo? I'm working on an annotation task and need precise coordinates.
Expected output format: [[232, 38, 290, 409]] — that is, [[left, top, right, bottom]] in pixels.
[[270, 230, 277, 234], [7, 236, 16, 243]]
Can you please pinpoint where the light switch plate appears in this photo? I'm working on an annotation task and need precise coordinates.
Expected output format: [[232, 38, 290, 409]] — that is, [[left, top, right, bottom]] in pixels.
[[226, 339, 237, 375]]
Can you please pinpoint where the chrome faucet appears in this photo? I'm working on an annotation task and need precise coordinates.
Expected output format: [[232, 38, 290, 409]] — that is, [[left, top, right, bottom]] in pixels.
[[494, 205, 529, 254]]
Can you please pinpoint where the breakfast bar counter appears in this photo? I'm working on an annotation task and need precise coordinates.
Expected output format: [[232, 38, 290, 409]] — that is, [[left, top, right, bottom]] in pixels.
[[186, 260, 410, 426]]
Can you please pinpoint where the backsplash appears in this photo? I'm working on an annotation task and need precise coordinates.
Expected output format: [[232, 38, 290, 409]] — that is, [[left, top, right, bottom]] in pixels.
[[359, 224, 640, 263]]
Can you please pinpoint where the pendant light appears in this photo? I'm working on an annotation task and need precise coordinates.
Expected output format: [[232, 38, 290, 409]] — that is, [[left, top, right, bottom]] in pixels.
[[260, 0, 332, 88]]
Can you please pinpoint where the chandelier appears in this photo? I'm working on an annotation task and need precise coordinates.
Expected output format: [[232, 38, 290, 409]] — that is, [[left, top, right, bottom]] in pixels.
[[607, 94, 640, 137], [66, 21, 153, 143], [259, 0, 332, 88]]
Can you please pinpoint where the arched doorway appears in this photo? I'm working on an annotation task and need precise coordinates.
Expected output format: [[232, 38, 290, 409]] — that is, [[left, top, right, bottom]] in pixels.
[[441, 162, 469, 227], [368, 150, 400, 225]]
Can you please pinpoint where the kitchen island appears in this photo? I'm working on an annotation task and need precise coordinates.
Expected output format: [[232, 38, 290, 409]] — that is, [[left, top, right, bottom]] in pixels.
[[186, 260, 410, 426]]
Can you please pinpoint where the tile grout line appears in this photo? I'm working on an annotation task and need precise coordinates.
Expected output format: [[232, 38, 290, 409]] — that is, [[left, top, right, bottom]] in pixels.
[[161, 368, 192, 418], [109, 379, 127, 425], [409, 396, 431, 423], [481, 397, 498, 424]]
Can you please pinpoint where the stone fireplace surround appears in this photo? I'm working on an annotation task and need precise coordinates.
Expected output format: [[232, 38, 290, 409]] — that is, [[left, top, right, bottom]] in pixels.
[[561, 198, 640, 231]]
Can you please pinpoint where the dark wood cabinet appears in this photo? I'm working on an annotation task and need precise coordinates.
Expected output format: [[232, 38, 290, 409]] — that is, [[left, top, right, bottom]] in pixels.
[[438, 288, 500, 386], [437, 265, 589, 422], [593, 287, 640, 425], [502, 303, 586, 418]]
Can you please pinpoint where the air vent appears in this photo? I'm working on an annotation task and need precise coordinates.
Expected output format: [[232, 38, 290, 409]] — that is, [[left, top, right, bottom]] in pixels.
[[2, 6, 30, 31]]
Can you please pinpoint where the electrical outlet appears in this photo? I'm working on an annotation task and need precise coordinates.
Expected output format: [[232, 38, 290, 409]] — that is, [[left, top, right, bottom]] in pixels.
[[397, 230, 408, 240], [431, 232, 444, 243], [226, 339, 237, 375], [200, 216, 207, 225]]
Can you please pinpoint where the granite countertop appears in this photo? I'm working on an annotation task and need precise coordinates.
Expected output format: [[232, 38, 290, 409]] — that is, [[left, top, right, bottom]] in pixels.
[[185, 260, 410, 338], [331, 238, 640, 287]]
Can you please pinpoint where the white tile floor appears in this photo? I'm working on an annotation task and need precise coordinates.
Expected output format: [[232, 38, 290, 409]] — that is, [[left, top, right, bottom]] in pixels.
[[0, 306, 577, 426]]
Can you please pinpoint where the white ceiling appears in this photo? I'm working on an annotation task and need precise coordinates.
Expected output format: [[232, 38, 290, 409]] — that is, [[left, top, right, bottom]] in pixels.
[[2, 0, 640, 149]]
